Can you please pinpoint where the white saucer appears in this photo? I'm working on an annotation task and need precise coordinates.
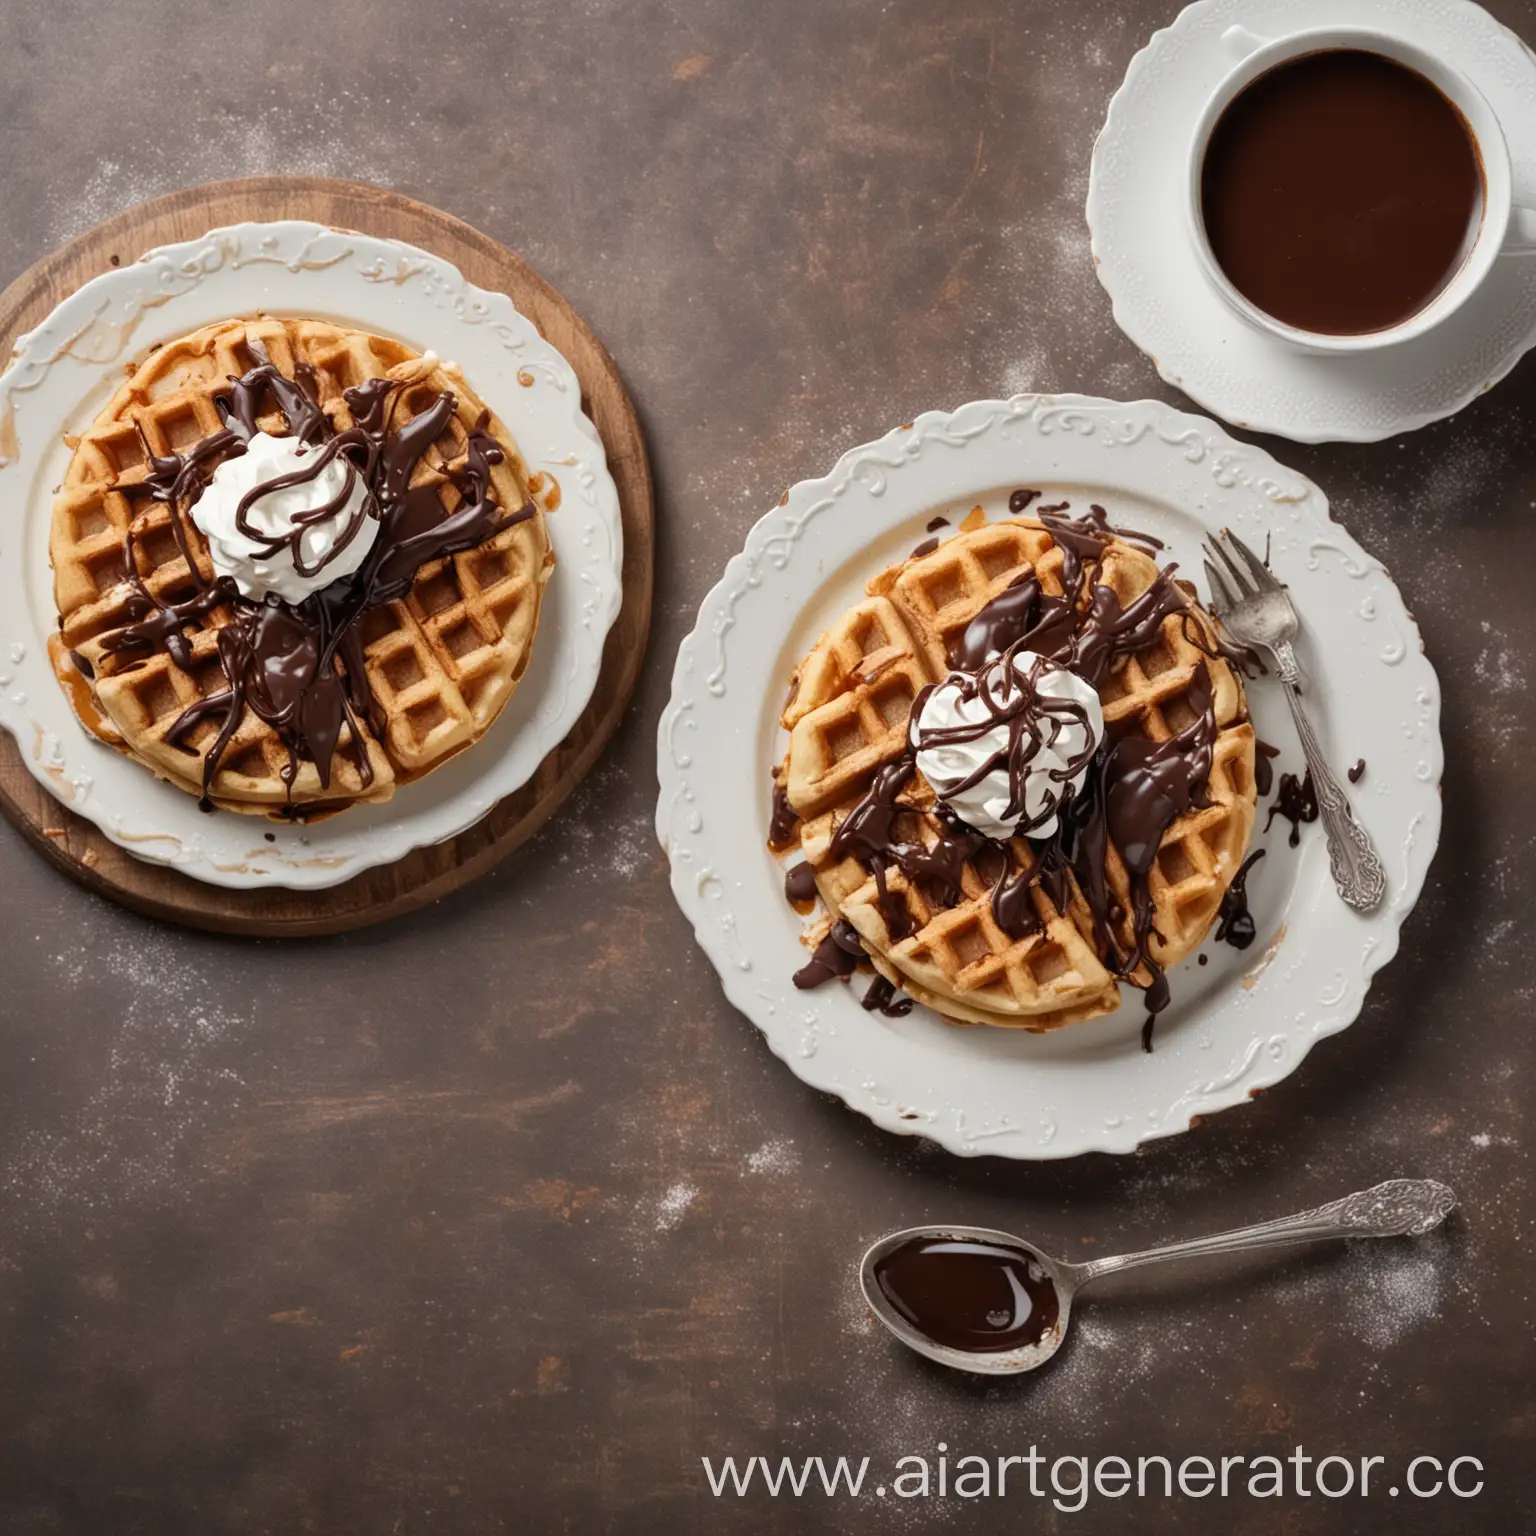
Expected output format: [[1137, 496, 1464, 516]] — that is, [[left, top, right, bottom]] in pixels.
[[0, 222, 623, 890], [656, 395, 1442, 1159], [1087, 0, 1536, 443]]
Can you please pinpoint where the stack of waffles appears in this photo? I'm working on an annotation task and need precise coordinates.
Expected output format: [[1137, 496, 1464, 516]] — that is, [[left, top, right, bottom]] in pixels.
[[779, 517, 1257, 1029]]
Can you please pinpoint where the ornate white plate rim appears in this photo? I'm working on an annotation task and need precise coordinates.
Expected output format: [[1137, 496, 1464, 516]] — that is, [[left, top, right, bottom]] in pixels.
[[0, 219, 624, 890], [656, 393, 1442, 1160]]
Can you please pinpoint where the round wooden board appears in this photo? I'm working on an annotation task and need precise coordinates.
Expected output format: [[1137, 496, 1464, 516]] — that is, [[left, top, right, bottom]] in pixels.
[[0, 177, 653, 936]]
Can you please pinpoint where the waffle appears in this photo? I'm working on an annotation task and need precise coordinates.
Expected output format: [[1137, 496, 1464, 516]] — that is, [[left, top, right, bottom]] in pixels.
[[781, 516, 1256, 1030], [50, 317, 555, 816]]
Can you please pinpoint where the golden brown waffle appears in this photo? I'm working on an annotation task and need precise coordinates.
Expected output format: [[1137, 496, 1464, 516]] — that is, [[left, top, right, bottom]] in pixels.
[[50, 317, 555, 816], [781, 516, 1256, 1030]]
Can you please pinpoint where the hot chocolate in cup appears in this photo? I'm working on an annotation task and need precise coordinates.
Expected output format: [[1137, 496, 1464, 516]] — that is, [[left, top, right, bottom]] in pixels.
[[1187, 25, 1536, 354]]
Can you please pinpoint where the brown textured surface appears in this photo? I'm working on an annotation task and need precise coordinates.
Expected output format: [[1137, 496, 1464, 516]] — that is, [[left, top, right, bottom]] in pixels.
[[0, 179, 654, 935], [1, 2, 1533, 1533]]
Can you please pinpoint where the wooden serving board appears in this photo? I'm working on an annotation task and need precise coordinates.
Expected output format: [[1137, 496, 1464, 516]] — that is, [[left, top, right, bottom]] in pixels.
[[0, 177, 653, 936]]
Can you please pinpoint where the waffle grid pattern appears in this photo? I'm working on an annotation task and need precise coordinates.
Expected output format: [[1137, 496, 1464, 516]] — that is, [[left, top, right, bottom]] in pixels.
[[50, 317, 554, 816], [781, 518, 1255, 1030]]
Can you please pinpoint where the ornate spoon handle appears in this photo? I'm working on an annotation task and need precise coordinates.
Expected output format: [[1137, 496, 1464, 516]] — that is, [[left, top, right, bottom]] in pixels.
[[1272, 638, 1387, 914], [1067, 1179, 1456, 1288]]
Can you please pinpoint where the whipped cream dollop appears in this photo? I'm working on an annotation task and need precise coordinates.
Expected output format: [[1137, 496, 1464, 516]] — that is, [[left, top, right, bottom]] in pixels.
[[192, 432, 377, 604], [911, 650, 1104, 840]]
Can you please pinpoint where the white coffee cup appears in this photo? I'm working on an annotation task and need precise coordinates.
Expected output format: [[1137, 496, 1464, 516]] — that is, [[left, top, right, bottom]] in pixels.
[[1186, 25, 1536, 354]]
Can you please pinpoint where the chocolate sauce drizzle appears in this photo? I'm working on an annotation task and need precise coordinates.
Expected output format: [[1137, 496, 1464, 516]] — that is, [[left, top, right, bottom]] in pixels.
[[862, 974, 914, 1017], [1266, 770, 1319, 848], [768, 778, 801, 851], [798, 506, 1226, 1043], [97, 343, 532, 811], [1214, 847, 1266, 950], [1254, 739, 1281, 798], [784, 861, 819, 906], [792, 918, 864, 989]]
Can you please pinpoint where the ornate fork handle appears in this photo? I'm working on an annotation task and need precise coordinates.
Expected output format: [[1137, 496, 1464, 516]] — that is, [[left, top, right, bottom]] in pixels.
[[1068, 1180, 1456, 1287], [1272, 639, 1387, 914]]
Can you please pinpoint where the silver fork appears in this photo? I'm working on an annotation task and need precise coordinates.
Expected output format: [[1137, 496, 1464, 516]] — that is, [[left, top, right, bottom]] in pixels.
[[1202, 529, 1387, 914]]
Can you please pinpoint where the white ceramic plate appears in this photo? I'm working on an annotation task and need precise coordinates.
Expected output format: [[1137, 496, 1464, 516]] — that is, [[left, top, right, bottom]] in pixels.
[[1087, 0, 1536, 443], [0, 221, 623, 890], [656, 395, 1442, 1159]]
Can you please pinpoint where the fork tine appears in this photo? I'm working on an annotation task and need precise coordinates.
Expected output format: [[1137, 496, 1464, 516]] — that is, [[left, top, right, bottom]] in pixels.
[[1204, 535, 1255, 599], [1222, 528, 1281, 592], [1203, 557, 1239, 613]]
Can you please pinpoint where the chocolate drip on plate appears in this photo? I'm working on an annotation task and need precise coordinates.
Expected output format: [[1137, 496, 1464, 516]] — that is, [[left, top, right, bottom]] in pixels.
[[1254, 738, 1281, 798], [768, 778, 801, 851], [1085, 502, 1164, 553], [862, 974, 914, 1017], [792, 918, 865, 990], [1266, 770, 1318, 848], [1214, 848, 1266, 950], [783, 861, 819, 907]]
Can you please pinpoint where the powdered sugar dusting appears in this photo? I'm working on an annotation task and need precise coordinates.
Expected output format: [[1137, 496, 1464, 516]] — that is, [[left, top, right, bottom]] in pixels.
[[46, 111, 399, 247], [1474, 619, 1527, 697], [746, 1137, 799, 1175], [654, 1180, 698, 1232], [554, 757, 657, 882], [3, 922, 249, 1240], [1339, 1244, 1445, 1352]]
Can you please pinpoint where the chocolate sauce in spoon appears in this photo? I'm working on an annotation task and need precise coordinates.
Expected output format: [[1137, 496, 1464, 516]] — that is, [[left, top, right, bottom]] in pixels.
[[872, 1236, 1061, 1353]]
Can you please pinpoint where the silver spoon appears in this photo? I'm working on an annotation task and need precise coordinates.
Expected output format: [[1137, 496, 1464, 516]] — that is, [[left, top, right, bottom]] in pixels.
[[861, 1178, 1456, 1375]]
